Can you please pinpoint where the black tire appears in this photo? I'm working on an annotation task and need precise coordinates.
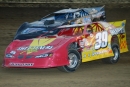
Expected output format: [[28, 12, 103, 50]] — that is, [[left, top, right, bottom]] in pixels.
[[92, 18, 100, 22], [100, 15, 106, 21], [58, 49, 81, 72], [102, 44, 120, 64]]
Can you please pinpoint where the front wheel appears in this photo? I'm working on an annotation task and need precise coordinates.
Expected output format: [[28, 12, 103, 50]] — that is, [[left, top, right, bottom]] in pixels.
[[102, 44, 120, 64], [58, 49, 81, 72]]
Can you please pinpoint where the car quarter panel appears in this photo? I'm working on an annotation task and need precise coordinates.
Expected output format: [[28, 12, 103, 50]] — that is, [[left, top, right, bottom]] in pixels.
[[109, 20, 128, 53], [81, 20, 128, 62]]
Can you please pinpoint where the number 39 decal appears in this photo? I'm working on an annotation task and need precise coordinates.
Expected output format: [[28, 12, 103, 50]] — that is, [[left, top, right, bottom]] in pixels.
[[95, 31, 108, 50]]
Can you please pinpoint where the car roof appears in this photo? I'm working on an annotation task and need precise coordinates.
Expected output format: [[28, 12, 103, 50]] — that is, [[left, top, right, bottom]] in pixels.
[[54, 8, 81, 14]]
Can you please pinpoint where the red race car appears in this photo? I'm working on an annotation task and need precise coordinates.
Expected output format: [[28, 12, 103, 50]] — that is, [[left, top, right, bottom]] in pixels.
[[3, 20, 128, 72]]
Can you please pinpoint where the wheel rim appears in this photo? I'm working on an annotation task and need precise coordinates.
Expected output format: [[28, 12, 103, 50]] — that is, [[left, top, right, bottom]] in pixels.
[[112, 47, 119, 60], [67, 53, 78, 68]]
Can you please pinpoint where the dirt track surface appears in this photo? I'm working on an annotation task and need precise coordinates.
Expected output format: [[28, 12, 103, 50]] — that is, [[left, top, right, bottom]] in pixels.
[[0, 8, 130, 87]]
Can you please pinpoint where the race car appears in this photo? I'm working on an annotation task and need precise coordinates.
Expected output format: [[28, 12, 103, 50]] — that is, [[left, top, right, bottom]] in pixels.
[[14, 6, 105, 40], [3, 20, 128, 72]]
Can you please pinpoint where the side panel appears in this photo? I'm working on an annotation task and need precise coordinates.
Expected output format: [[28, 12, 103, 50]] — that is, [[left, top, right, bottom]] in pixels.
[[81, 31, 113, 62], [81, 20, 128, 62]]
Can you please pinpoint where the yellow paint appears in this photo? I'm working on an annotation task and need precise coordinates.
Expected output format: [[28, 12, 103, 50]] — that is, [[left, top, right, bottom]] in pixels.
[[73, 27, 84, 35], [82, 48, 113, 62], [81, 20, 128, 62], [29, 38, 56, 46], [109, 20, 126, 27], [82, 33, 113, 62], [27, 38, 56, 54]]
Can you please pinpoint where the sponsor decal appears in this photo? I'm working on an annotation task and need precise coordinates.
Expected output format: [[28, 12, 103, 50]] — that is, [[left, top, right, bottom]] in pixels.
[[83, 49, 109, 58], [9, 63, 34, 66], [91, 50, 109, 56], [5, 51, 16, 58], [109, 27, 125, 35], [26, 38, 55, 54], [17, 46, 53, 51], [10, 51, 16, 55]]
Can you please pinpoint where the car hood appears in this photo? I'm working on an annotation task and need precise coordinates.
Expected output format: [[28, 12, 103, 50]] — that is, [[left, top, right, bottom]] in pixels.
[[5, 37, 74, 57]]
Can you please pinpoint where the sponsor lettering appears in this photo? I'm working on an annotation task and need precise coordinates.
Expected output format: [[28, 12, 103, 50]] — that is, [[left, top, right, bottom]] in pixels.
[[85, 50, 109, 58], [17, 46, 53, 51], [109, 27, 125, 35], [83, 50, 109, 58], [9, 63, 34, 66], [92, 50, 109, 56]]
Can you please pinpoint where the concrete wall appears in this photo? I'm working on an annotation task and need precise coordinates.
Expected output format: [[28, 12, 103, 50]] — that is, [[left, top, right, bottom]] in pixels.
[[0, 0, 130, 8]]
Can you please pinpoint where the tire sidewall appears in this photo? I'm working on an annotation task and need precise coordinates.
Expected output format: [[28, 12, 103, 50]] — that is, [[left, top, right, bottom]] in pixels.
[[63, 49, 81, 72], [110, 44, 120, 64]]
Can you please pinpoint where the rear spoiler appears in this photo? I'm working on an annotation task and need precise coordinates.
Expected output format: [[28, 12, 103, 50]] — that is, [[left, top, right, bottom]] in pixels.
[[83, 5, 105, 14]]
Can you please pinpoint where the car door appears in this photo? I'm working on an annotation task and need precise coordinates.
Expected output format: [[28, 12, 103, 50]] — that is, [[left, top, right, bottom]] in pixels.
[[81, 22, 113, 62]]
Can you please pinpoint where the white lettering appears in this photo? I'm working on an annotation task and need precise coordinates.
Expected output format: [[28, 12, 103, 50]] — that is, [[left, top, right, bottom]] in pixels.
[[17, 46, 53, 51], [109, 27, 125, 35], [45, 46, 53, 49]]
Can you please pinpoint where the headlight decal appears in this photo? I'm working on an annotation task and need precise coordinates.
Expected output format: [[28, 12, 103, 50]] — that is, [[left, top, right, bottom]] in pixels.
[[5, 53, 14, 58]]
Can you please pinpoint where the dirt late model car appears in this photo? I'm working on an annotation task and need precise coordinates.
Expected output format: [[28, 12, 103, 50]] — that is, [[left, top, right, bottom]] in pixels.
[[14, 6, 105, 40], [3, 20, 128, 72]]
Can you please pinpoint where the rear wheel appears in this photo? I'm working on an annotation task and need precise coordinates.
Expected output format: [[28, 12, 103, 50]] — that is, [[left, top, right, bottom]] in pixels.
[[102, 44, 120, 64], [58, 49, 81, 72]]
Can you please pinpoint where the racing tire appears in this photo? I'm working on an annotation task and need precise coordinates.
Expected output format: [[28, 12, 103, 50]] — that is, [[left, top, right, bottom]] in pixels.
[[102, 44, 120, 64], [58, 49, 81, 72]]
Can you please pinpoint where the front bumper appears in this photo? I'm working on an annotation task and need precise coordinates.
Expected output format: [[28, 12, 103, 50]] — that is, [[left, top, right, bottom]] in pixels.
[[3, 56, 69, 68]]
